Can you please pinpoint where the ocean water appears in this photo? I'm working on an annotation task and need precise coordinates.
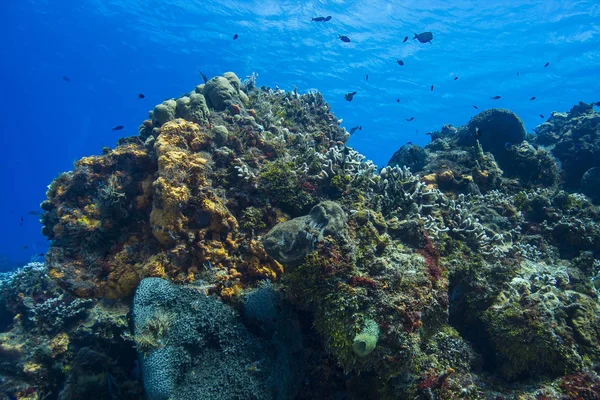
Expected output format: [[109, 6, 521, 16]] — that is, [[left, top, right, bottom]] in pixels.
[[1, 0, 599, 269]]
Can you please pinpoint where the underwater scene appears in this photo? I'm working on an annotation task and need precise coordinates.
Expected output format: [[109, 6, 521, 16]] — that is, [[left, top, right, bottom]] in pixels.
[[2, 0, 600, 399]]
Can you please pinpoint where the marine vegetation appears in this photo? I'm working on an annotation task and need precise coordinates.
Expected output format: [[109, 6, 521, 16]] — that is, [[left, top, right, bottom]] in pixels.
[[2, 73, 600, 399]]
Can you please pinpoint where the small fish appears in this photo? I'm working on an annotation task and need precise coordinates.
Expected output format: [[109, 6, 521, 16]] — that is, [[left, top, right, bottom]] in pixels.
[[402, 36, 408, 43], [20, 217, 23, 222], [366, 74, 368, 81], [540, 114, 545, 119], [112, 125, 124, 131], [38, 253, 44, 257], [21, 246, 28, 250], [349, 126, 362, 135], [405, 117, 414, 122], [413, 32, 433, 43], [530, 96, 536, 101], [28, 211, 42, 216], [62, 76, 71, 82], [504, 142, 512, 149], [454, 76, 459, 80], [138, 93, 145, 99], [475, 127, 482, 137], [492, 95, 501, 100], [233, 34, 238, 40], [473, 105, 479, 109], [517, 72, 520, 77], [323, 16, 332, 21], [396, 99, 400, 103], [344, 91, 357, 101], [396, 59, 404, 66], [407, 141, 413, 145], [430, 84, 434, 91], [592, 101, 600, 106], [312, 16, 332, 21], [338, 34, 351, 43], [544, 62, 549, 67], [199, 71, 209, 83]]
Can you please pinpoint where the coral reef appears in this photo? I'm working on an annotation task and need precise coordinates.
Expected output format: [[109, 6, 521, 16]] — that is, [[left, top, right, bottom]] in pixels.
[[6, 72, 597, 399]]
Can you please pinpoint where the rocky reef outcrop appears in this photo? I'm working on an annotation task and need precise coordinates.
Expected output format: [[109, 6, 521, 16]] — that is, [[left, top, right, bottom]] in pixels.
[[2, 74, 600, 399]]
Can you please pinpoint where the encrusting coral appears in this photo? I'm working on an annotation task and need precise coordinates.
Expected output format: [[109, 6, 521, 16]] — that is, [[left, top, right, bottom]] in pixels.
[[6, 70, 597, 399]]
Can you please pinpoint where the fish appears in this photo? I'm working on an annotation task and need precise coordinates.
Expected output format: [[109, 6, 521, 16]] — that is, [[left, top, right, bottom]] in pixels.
[[405, 117, 414, 122], [592, 101, 600, 106], [349, 126, 362, 135], [402, 36, 408, 43], [413, 32, 433, 43], [430, 84, 434, 91], [454, 76, 459, 80], [324, 16, 332, 21], [233, 34, 238, 40], [397, 99, 400, 103], [517, 72, 520, 76], [475, 127, 482, 137], [366, 74, 368, 81], [338, 34, 351, 43], [540, 114, 545, 118], [112, 125, 124, 131], [492, 95, 501, 100], [28, 211, 42, 216], [312, 16, 332, 21], [504, 142, 512, 149], [473, 105, 479, 109], [344, 91, 357, 101], [544, 62, 549, 67], [199, 71, 209, 83], [21, 246, 28, 250], [530, 96, 536, 101], [397, 59, 404, 66], [138, 93, 145, 99], [62, 76, 71, 82]]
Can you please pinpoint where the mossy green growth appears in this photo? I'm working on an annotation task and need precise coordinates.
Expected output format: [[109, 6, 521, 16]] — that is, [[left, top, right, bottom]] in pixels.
[[483, 301, 580, 380], [239, 207, 267, 232], [258, 160, 314, 214], [353, 318, 380, 357], [330, 174, 352, 194]]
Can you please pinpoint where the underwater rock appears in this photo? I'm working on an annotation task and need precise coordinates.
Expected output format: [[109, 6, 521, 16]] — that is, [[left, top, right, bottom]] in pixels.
[[581, 167, 600, 203], [387, 143, 427, 173], [175, 93, 210, 125], [204, 75, 241, 111], [501, 141, 560, 187], [133, 277, 304, 400], [262, 201, 346, 268], [153, 99, 177, 127], [462, 108, 526, 169]]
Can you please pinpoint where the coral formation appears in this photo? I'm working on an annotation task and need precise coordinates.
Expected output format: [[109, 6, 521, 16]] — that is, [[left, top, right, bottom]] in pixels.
[[3, 72, 596, 399]]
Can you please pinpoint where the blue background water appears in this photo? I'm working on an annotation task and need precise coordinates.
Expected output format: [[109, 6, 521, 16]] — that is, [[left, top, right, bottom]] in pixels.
[[1, 0, 599, 269]]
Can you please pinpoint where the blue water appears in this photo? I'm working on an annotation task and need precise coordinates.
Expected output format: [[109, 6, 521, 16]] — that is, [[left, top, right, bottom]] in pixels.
[[1, 0, 599, 269]]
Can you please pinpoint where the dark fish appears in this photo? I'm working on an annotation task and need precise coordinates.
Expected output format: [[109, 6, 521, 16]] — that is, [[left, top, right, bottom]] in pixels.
[[28, 211, 42, 216], [349, 126, 362, 135], [138, 93, 145, 99], [407, 141, 413, 144], [396, 99, 400, 103], [504, 142, 512, 149], [112, 125, 124, 131], [323, 16, 332, 21], [592, 101, 600, 106], [338, 34, 351, 43], [413, 32, 433, 43], [540, 114, 545, 118], [544, 62, 549, 67], [233, 34, 238, 40], [199, 71, 209, 83], [473, 105, 479, 109], [530, 96, 536, 100], [366, 74, 368, 81], [21, 246, 28, 250], [397, 59, 404, 66], [62, 76, 71, 82], [492, 95, 501, 100], [454, 76, 459, 80], [402, 36, 408, 43], [38, 253, 44, 257], [405, 117, 414, 122], [517, 72, 519, 76], [312, 16, 325, 21], [430, 84, 434, 91], [344, 91, 357, 101], [20, 217, 23, 222]]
